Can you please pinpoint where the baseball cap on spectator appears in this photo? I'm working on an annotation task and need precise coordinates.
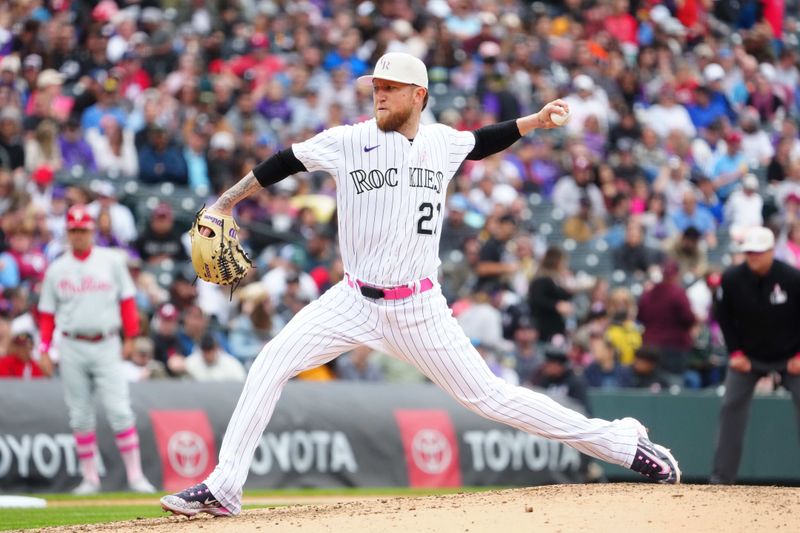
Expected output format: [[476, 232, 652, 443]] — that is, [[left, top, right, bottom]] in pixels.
[[52, 185, 66, 200], [682, 226, 701, 242], [544, 346, 569, 364], [92, 0, 119, 22], [66, 204, 94, 230], [10, 316, 35, 340], [141, 7, 163, 24], [391, 19, 414, 39], [759, 62, 777, 83], [649, 5, 671, 25], [500, 12, 522, 29], [785, 192, 800, 205], [740, 226, 775, 253], [726, 130, 743, 145], [93, 180, 116, 198], [478, 11, 497, 26], [705, 271, 722, 290], [153, 202, 173, 218], [130, 32, 149, 46], [210, 131, 235, 151], [0, 55, 20, 74], [23, 54, 42, 71], [200, 333, 217, 351], [32, 165, 54, 186], [573, 74, 595, 92], [478, 41, 502, 60], [157, 303, 179, 321], [742, 174, 759, 190], [694, 43, 714, 60], [356, 1, 375, 16], [37, 69, 64, 89], [703, 63, 725, 84], [662, 18, 686, 36], [357, 52, 429, 89], [0, 107, 22, 123]]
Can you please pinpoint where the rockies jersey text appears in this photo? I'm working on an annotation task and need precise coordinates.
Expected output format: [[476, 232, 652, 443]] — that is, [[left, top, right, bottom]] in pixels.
[[292, 119, 476, 286]]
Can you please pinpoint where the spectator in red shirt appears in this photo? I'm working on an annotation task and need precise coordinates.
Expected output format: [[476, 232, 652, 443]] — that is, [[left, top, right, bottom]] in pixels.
[[603, 0, 638, 46], [0, 318, 44, 379], [7, 228, 47, 289], [637, 260, 698, 388]]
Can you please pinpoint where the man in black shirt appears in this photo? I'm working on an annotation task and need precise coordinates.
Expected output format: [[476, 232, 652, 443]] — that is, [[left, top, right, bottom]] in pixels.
[[711, 226, 800, 484], [475, 213, 517, 292], [529, 346, 591, 415]]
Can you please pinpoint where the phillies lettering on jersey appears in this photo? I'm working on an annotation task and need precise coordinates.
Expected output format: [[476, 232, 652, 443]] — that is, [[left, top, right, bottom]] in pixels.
[[292, 119, 475, 287], [57, 277, 114, 296]]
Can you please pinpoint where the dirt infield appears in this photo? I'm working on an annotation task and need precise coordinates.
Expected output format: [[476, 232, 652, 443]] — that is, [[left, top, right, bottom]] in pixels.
[[38, 484, 800, 533]]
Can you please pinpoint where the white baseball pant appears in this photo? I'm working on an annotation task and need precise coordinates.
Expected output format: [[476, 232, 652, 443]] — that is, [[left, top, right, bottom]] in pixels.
[[59, 335, 135, 432], [206, 280, 641, 514]]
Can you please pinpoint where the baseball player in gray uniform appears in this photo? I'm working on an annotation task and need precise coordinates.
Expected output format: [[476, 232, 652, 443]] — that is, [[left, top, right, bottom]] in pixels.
[[161, 53, 680, 517], [39, 205, 156, 495]]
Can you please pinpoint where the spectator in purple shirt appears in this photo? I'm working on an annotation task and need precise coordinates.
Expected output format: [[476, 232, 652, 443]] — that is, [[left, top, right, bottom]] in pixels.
[[58, 118, 96, 173], [257, 79, 292, 124]]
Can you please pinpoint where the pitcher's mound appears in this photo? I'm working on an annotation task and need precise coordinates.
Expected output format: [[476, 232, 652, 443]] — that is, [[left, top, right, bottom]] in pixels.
[[52, 483, 800, 533]]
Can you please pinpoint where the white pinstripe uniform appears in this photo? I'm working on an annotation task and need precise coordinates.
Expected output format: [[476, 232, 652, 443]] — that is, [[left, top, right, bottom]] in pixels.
[[204, 118, 644, 514]]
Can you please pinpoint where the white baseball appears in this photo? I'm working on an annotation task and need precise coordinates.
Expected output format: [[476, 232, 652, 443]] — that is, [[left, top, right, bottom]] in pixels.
[[550, 110, 570, 126]]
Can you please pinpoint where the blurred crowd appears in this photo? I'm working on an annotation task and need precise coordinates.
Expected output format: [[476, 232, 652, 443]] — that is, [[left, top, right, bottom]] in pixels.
[[1, 0, 800, 405]]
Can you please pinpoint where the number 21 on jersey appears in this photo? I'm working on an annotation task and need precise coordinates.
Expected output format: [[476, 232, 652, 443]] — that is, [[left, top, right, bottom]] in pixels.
[[416, 202, 441, 235]]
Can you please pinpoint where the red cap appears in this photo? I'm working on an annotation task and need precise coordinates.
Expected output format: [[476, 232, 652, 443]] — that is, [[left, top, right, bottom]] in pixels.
[[66, 204, 95, 230], [726, 131, 743, 144], [157, 303, 179, 321], [32, 165, 54, 185]]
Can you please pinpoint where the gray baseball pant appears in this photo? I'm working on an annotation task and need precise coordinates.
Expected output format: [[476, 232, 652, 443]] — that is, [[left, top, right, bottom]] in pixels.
[[711, 363, 800, 483]]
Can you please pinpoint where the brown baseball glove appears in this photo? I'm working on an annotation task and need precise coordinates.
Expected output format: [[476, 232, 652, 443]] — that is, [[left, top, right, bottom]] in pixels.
[[189, 208, 252, 286]]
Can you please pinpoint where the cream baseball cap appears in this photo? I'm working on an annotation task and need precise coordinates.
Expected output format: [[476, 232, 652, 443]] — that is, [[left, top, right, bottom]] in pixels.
[[357, 52, 428, 89], [740, 226, 775, 253]]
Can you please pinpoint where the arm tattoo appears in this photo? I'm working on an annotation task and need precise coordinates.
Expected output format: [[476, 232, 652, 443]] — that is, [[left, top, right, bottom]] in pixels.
[[216, 172, 262, 211]]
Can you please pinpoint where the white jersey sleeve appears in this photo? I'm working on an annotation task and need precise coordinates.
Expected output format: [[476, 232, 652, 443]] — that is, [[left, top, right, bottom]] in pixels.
[[440, 125, 476, 173], [38, 264, 58, 314], [291, 126, 346, 179]]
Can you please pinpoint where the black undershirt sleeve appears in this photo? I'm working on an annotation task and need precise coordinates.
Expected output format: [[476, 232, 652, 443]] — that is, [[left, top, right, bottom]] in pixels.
[[465, 119, 523, 160], [252, 148, 307, 187]]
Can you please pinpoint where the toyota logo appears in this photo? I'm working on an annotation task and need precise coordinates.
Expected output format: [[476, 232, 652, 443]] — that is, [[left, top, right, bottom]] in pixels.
[[167, 431, 208, 478], [411, 429, 452, 474]]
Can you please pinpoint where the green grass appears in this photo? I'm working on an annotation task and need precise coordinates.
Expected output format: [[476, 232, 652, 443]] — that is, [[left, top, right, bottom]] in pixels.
[[0, 487, 500, 531], [0, 505, 165, 531]]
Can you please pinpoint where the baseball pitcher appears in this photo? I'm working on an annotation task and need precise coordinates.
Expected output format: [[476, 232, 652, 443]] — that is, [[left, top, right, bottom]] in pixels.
[[162, 53, 680, 517]]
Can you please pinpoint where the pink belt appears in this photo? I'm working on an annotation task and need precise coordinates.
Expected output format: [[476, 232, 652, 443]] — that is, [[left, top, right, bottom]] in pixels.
[[345, 274, 434, 300]]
